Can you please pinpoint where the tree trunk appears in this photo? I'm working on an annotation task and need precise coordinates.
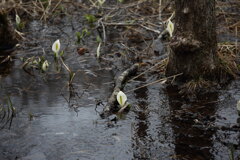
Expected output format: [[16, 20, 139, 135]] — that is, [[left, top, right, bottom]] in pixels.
[[166, 0, 218, 81], [0, 12, 18, 54]]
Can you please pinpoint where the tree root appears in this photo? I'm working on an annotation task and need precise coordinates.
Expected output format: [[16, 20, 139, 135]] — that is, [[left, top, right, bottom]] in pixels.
[[100, 63, 139, 118]]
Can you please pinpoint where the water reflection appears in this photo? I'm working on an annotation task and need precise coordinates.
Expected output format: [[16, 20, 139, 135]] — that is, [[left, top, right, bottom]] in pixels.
[[0, 57, 15, 129], [0, 60, 114, 159], [166, 86, 218, 160], [0, 57, 13, 77], [132, 77, 151, 159]]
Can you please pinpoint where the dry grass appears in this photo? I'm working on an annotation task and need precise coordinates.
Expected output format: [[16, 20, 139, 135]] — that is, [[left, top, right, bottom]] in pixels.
[[0, 0, 239, 83], [179, 78, 215, 95], [0, 0, 68, 21], [217, 42, 239, 79], [216, 0, 240, 34]]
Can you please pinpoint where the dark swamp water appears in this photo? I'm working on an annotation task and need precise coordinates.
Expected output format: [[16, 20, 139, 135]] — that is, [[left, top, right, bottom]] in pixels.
[[1, 2, 240, 160]]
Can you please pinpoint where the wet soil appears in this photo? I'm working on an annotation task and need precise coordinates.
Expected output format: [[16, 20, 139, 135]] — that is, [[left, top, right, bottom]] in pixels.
[[0, 1, 240, 160]]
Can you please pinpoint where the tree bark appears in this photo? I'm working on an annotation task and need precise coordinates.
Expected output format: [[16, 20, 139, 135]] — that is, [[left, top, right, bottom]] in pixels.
[[166, 0, 218, 81], [0, 12, 18, 54]]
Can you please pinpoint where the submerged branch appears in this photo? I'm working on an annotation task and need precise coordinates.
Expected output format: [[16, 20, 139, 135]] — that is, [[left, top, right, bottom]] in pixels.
[[100, 63, 139, 118]]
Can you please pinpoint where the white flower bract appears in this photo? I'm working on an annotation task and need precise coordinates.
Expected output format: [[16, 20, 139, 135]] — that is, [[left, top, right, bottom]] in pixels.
[[52, 39, 61, 54], [166, 20, 174, 37], [16, 14, 21, 25], [117, 91, 127, 107], [42, 60, 49, 72]]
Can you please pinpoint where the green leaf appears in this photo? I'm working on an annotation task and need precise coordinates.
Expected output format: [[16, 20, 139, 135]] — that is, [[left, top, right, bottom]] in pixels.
[[60, 51, 64, 57], [84, 14, 97, 24]]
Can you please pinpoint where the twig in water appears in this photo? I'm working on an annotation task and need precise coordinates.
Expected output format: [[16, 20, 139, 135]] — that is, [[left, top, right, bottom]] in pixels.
[[98, 18, 107, 43], [51, 0, 63, 14], [59, 57, 76, 85], [100, 63, 139, 118], [159, 0, 162, 22], [125, 73, 183, 94], [128, 58, 167, 82]]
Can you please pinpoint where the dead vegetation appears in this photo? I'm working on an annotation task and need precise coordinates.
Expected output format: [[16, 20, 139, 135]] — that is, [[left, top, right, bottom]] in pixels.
[[216, 0, 240, 34], [216, 0, 240, 82], [179, 78, 216, 95], [0, 0, 66, 21], [217, 42, 240, 79], [0, 0, 239, 99]]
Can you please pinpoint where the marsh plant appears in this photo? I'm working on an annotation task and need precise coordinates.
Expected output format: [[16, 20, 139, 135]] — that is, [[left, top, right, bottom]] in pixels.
[[52, 39, 64, 59], [84, 14, 97, 27], [117, 91, 131, 114], [52, 39, 64, 72], [15, 14, 20, 27], [22, 56, 49, 74], [76, 28, 91, 44], [15, 14, 25, 30], [117, 91, 128, 108], [41, 59, 49, 72], [52, 39, 76, 86], [166, 19, 174, 38]]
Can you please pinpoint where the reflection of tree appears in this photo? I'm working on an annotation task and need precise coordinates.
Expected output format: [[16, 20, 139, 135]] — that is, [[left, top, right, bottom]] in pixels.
[[0, 60, 13, 77], [61, 84, 91, 113], [132, 78, 151, 159], [0, 12, 18, 52], [166, 86, 218, 160]]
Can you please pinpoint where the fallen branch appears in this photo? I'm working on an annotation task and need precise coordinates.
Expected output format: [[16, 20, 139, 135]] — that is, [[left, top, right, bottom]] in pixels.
[[128, 58, 167, 82], [126, 73, 183, 94], [100, 63, 139, 118]]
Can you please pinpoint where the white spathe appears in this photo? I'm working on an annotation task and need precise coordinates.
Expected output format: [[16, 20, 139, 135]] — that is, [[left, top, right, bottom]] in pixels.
[[117, 91, 127, 107], [52, 39, 61, 54], [42, 60, 49, 72], [16, 14, 21, 25], [166, 20, 174, 37]]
